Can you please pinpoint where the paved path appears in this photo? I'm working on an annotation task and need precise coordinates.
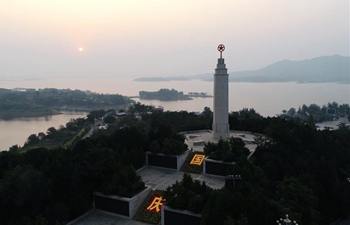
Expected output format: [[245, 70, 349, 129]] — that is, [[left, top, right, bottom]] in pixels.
[[70, 167, 225, 225], [82, 125, 94, 140], [71, 210, 149, 225], [137, 166, 225, 190], [184, 130, 258, 153]]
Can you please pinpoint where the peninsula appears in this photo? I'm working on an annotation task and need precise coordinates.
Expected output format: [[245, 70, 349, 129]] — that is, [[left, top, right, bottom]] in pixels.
[[0, 88, 132, 119]]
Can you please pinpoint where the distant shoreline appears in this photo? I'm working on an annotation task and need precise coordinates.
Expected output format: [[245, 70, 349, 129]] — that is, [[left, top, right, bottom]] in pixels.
[[133, 77, 350, 84], [0, 109, 62, 120]]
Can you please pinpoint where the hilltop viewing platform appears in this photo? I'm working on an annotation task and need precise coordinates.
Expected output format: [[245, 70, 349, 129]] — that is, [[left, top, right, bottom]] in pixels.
[[183, 130, 257, 154]]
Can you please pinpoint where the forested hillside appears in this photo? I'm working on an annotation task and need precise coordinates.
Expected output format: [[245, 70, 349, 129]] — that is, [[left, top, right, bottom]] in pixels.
[[0, 88, 132, 119], [0, 105, 349, 224]]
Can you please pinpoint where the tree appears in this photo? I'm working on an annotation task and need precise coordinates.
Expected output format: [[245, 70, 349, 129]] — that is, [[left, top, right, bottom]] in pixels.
[[162, 138, 187, 155], [103, 115, 116, 124], [337, 122, 349, 131], [8, 145, 20, 153], [164, 173, 212, 214], [46, 127, 58, 139], [287, 108, 296, 116], [86, 109, 105, 123], [204, 138, 249, 162], [306, 115, 316, 130], [26, 134, 40, 145], [276, 177, 320, 224], [0, 165, 53, 224], [203, 107, 213, 117]]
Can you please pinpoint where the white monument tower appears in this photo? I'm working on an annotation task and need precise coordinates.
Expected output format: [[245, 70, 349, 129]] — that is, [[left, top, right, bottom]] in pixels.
[[213, 44, 230, 139]]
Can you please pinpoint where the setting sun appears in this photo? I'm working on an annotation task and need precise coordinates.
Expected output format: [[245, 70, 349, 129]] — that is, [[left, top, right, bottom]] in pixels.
[[78, 47, 83, 52]]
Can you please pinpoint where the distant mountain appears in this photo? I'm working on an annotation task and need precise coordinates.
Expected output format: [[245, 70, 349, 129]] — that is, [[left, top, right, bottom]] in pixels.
[[135, 55, 349, 83], [199, 55, 350, 83]]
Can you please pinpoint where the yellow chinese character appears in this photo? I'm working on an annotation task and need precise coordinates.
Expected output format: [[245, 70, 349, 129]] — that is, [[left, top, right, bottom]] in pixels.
[[190, 154, 205, 166], [147, 195, 165, 213]]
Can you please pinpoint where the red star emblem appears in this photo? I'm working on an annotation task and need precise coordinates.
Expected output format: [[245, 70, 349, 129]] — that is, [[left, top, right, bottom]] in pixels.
[[217, 44, 225, 52]]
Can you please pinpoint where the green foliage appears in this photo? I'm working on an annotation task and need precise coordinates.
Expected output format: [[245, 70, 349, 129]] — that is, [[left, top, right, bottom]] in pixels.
[[254, 116, 350, 224], [142, 110, 212, 132], [0, 139, 145, 224], [337, 122, 349, 131], [276, 177, 320, 224], [20, 118, 89, 151], [46, 127, 58, 139], [0, 88, 132, 119], [0, 165, 53, 225], [2, 105, 349, 225], [103, 115, 116, 124], [204, 137, 250, 162], [128, 102, 155, 115], [117, 115, 139, 128], [282, 102, 350, 123], [65, 117, 87, 131], [91, 125, 147, 169], [86, 109, 106, 123], [161, 138, 187, 155], [25, 134, 40, 145], [164, 173, 212, 214], [63, 126, 89, 149], [229, 108, 264, 133], [202, 107, 213, 117], [148, 124, 188, 155], [8, 144, 20, 153], [223, 216, 249, 225], [99, 163, 145, 197], [35, 215, 48, 225]]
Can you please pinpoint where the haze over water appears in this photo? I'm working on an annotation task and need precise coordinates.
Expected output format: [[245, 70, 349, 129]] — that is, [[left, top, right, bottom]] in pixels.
[[2, 77, 349, 116], [1, 77, 349, 151], [0, 0, 349, 150]]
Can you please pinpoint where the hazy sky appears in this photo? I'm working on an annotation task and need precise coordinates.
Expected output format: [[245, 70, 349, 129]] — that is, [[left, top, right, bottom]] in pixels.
[[1, 0, 349, 78]]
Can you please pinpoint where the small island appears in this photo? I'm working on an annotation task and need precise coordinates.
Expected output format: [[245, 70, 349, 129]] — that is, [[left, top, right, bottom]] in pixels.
[[139, 89, 192, 101], [187, 92, 213, 98]]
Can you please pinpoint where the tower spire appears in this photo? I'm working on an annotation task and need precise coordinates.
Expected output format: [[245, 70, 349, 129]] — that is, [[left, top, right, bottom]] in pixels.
[[213, 44, 230, 139], [217, 44, 225, 59]]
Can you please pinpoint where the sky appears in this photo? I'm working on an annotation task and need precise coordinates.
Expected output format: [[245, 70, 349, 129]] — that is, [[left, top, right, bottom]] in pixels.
[[0, 0, 349, 78]]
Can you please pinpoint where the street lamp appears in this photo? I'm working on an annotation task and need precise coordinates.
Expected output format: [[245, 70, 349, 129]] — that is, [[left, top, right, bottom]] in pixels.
[[276, 214, 298, 225]]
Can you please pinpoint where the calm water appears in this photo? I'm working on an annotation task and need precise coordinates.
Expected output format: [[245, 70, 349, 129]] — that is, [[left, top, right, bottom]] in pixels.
[[0, 112, 86, 151], [0, 76, 349, 150]]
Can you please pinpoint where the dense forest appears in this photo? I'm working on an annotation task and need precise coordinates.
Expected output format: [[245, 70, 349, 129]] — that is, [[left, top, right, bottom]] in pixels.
[[0, 88, 132, 119], [281, 101, 350, 123], [0, 103, 349, 224]]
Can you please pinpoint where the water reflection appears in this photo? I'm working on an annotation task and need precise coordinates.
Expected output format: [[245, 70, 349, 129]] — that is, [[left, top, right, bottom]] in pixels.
[[0, 111, 87, 151]]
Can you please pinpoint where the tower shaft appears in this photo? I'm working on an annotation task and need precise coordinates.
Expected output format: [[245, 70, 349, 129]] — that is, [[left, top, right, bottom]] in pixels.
[[213, 58, 230, 139]]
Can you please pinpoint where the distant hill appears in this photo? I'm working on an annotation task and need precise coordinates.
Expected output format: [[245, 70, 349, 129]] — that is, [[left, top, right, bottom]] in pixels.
[[136, 55, 350, 83], [197, 55, 350, 83]]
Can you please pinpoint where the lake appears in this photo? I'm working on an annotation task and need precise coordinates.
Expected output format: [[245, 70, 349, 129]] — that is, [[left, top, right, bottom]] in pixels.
[[0, 76, 349, 150], [0, 111, 87, 151]]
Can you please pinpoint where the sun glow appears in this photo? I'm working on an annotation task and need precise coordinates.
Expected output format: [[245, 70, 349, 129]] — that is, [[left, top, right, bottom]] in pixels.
[[78, 47, 83, 52]]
